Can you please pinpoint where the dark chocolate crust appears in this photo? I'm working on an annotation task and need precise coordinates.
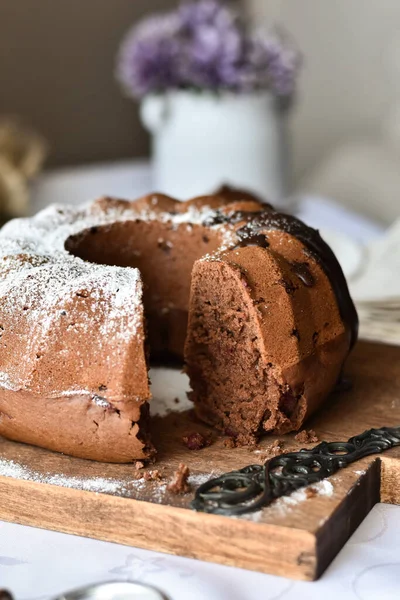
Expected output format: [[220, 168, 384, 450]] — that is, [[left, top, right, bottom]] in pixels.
[[234, 211, 358, 348], [200, 187, 358, 350]]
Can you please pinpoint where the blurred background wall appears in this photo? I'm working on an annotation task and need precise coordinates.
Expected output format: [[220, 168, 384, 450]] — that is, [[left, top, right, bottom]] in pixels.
[[0, 0, 179, 166], [247, 0, 400, 184], [2, 0, 400, 188]]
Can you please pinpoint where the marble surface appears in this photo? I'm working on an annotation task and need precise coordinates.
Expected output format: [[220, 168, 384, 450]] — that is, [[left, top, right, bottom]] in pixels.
[[0, 161, 395, 599]]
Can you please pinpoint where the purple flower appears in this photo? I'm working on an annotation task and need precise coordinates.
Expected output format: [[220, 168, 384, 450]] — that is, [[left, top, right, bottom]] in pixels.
[[179, 2, 245, 88], [117, 13, 182, 97], [179, 0, 233, 30], [116, 1, 301, 99], [251, 33, 301, 96], [236, 32, 301, 96]]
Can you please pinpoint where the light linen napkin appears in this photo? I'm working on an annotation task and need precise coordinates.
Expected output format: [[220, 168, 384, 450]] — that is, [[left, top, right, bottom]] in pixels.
[[350, 218, 400, 344]]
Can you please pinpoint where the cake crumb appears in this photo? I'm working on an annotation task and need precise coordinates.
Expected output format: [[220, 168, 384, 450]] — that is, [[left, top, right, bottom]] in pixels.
[[266, 439, 284, 456], [234, 432, 258, 448], [295, 429, 319, 444], [167, 463, 190, 494], [182, 432, 211, 450], [305, 486, 318, 499], [222, 429, 258, 448], [143, 469, 162, 482], [254, 439, 284, 459], [174, 397, 180, 404], [134, 461, 144, 470], [224, 437, 236, 448]]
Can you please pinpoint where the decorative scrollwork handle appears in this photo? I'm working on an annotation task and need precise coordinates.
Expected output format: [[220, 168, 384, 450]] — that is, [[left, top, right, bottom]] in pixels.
[[191, 427, 400, 516]]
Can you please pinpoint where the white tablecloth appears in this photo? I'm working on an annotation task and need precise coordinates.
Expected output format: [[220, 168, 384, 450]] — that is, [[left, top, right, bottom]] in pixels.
[[1, 161, 396, 600], [1, 503, 399, 600]]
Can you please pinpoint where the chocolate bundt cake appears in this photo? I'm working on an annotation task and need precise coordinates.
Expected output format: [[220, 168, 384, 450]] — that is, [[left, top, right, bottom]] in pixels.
[[0, 189, 357, 461]]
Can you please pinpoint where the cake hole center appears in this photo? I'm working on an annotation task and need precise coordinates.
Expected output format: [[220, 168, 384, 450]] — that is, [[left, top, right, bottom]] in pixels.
[[65, 219, 222, 363]]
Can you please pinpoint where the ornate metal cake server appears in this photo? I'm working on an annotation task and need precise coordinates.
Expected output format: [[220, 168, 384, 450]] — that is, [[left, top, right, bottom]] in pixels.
[[191, 426, 400, 516]]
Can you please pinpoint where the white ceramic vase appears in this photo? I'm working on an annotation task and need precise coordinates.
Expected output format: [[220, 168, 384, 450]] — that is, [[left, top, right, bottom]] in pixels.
[[140, 90, 288, 205]]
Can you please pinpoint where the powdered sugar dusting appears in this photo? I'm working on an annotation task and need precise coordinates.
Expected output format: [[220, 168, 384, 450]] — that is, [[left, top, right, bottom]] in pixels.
[[0, 372, 19, 392], [0, 201, 233, 257], [270, 480, 334, 516], [0, 197, 237, 394], [188, 472, 221, 487], [0, 457, 133, 495], [0, 256, 143, 394], [0, 449, 335, 517], [285, 480, 333, 503], [0, 456, 220, 507], [234, 480, 335, 522]]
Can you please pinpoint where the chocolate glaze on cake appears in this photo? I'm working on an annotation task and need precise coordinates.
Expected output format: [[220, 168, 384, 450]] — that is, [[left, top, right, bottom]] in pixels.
[[0, 188, 358, 461], [234, 211, 358, 348]]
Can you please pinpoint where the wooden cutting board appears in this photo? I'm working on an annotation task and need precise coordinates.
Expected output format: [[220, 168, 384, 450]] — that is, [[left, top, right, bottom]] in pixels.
[[0, 340, 399, 581]]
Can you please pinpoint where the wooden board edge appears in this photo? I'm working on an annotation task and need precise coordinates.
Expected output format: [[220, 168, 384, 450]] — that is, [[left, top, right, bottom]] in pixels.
[[380, 454, 400, 504], [0, 474, 318, 580], [314, 458, 381, 579]]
